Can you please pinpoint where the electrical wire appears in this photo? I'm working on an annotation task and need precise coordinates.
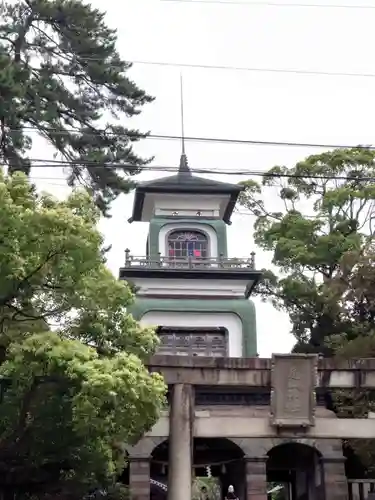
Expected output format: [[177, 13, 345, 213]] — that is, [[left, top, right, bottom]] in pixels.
[[31, 176, 264, 211], [18, 161, 375, 182], [14, 178, 324, 217], [160, 0, 375, 8], [0, 31, 372, 81], [1, 51, 374, 79], [123, 60, 375, 79], [8, 125, 375, 150], [2, 12, 373, 79]]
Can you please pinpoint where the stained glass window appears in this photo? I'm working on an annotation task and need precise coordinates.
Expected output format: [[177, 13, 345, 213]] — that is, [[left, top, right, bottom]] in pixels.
[[167, 230, 208, 259]]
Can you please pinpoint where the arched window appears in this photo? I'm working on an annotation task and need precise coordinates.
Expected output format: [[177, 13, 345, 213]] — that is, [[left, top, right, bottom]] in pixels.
[[167, 230, 208, 259]]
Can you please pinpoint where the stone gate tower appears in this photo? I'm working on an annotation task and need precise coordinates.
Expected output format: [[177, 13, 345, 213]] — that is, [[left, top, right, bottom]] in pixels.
[[121, 152, 261, 359], [120, 154, 349, 500]]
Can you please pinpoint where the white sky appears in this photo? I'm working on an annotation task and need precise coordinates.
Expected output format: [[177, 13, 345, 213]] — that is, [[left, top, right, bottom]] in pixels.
[[30, 0, 375, 357]]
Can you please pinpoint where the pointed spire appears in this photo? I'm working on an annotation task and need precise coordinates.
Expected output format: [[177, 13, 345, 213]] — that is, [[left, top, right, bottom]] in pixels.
[[178, 73, 191, 177], [179, 151, 190, 175]]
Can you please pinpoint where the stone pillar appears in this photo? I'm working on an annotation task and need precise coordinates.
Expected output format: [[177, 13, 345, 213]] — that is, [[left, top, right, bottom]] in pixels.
[[322, 456, 348, 500], [245, 456, 268, 500], [167, 383, 194, 500], [129, 457, 150, 500]]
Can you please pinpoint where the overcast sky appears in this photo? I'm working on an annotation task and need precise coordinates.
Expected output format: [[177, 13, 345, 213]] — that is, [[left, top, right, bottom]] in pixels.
[[31, 0, 375, 356]]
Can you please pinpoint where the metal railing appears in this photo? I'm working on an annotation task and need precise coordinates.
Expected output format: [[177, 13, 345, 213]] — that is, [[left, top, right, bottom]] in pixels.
[[348, 479, 375, 500], [123, 250, 256, 270]]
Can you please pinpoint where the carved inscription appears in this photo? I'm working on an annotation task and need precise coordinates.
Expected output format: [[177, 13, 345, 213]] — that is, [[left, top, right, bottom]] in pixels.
[[270, 354, 317, 428], [284, 366, 302, 414]]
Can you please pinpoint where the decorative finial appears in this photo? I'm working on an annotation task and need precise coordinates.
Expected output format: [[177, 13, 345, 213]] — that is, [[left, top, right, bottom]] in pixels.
[[180, 73, 185, 156], [179, 73, 191, 176]]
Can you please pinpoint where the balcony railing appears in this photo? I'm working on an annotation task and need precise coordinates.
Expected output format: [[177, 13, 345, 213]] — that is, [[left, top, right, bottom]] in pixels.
[[123, 250, 256, 270]]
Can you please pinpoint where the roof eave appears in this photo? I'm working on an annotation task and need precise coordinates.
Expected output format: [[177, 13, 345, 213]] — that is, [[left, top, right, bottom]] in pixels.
[[136, 185, 243, 195], [223, 191, 241, 224], [120, 267, 263, 286], [131, 190, 146, 221]]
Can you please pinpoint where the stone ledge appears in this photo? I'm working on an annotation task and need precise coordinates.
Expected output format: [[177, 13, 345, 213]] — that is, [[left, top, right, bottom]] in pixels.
[[146, 415, 375, 439], [148, 355, 375, 388], [149, 354, 375, 370], [148, 355, 271, 369]]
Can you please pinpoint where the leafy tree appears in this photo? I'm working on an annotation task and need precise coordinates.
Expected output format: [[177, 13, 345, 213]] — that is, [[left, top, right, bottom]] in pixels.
[[326, 241, 375, 351], [0, 0, 153, 215], [238, 147, 375, 473], [326, 242, 375, 474], [238, 147, 375, 353], [0, 172, 166, 499]]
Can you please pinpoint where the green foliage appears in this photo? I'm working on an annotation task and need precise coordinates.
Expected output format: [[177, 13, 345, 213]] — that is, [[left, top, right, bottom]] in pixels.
[[325, 243, 375, 473], [0, 0, 154, 214], [238, 147, 375, 352], [239, 147, 375, 473], [268, 483, 286, 500], [192, 477, 221, 500], [0, 172, 166, 498]]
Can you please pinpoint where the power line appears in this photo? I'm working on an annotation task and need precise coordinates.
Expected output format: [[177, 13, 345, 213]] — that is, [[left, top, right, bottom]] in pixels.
[[28, 179, 275, 217], [13, 159, 375, 181], [1, 51, 373, 79], [29, 161, 263, 174], [132, 60, 375, 79], [1, 18, 373, 79], [44, 55, 375, 79], [0, 40, 373, 79], [30, 176, 267, 212], [161, 0, 375, 9], [31, 179, 70, 187], [12, 126, 375, 150], [14, 160, 286, 175], [145, 134, 375, 150]]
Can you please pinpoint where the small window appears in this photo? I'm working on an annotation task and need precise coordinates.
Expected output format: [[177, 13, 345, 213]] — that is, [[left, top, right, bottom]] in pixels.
[[167, 230, 208, 258]]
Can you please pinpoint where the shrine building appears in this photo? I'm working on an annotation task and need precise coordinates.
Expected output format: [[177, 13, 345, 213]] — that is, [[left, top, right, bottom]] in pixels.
[[120, 150, 374, 500]]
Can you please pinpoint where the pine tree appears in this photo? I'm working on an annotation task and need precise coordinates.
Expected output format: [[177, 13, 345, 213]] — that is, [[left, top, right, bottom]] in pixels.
[[0, 0, 153, 214]]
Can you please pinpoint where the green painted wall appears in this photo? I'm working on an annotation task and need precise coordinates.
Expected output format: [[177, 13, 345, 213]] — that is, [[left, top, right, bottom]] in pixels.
[[130, 297, 257, 357], [148, 217, 228, 258]]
